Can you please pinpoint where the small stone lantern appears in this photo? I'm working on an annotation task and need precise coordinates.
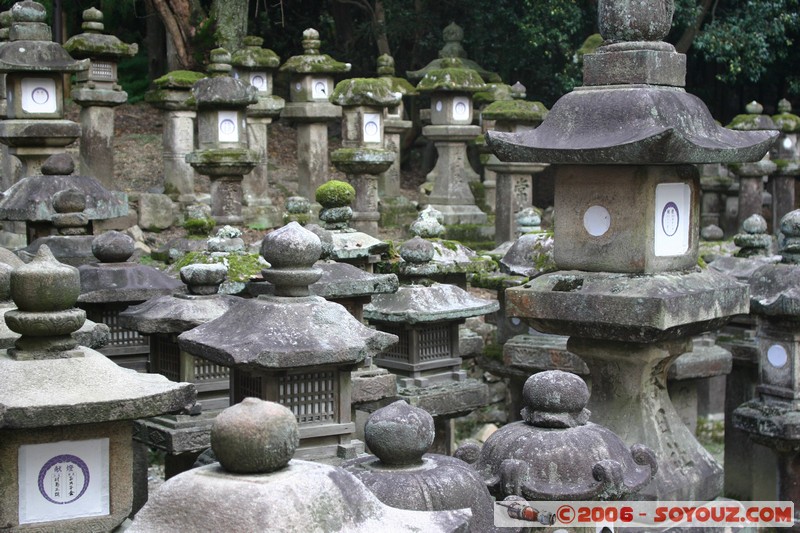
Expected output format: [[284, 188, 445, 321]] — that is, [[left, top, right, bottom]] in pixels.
[[63, 7, 138, 185], [179, 222, 398, 460], [330, 77, 399, 234], [280, 28, 351, 199], [0, 246, 194, 532], [231, 36, 285, 228], [186, 48, 258, 226], [0, 0, 89, 178], [416, 57, 487, 225]]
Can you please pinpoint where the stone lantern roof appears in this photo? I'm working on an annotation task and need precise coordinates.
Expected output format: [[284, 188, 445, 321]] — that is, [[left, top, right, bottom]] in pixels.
[[0, 153, 127, 222], [128, 398, 470, 532], [178, 222, 398, 371], [463, 370, 657, 500], [415, 57, 486, 94], [486, 2, 776, 164], [63, 7, 139, 61], [0, 1, 88, 74], [192, 48, 257, 109], [230, 36, 280, 69], [727, 101, 779, 131], [365, 281, 499, 325], [481, 98, 548, 124], [330, 77, 401, 107], [279, 28, 351, 74]]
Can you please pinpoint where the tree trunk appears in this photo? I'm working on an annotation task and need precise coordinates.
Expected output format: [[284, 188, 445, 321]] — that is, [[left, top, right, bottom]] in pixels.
[[373, 0, 390, 56], [145, 0, 168, 79], [331, 1, 356, 53], [675, 0, 715, 54], [146, 0, 202, 70], [210, 0, 248, 53]]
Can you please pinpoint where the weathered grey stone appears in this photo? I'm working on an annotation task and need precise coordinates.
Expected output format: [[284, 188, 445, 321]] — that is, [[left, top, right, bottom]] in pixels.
[[410, 206, 446, 238], [92, 230, 135, 263], [364, 400, 433, 465], [10, 245, 79, 312], [180, 263, 227, 294], [499, 232, 555, 278], [365, 283, 499, 325], [399, 236, 435, 264], [138, 193, 176, 231], [118, 290, 238, 334], [700, 224, 724, 241]]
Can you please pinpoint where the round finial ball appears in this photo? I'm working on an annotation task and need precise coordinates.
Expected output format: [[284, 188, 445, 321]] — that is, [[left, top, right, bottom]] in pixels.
[[780, 209, 800, 238], [11, 245, 80, 312], [180, 263, 227, 289], [365, 400, 434, 465], [523, 370, 589, 414], [41, 154, 75, 176], [745, 101, 764, 115], [303, 28, 320, 40], [211, 398, 299, 474], [400, 236, 435, 264], [92, 231, 135, 263], [53, 188, 87, 214], [82, 6, 103, 22], [12, 1, 47, 23], [260, 221, 322, 268], [316, 180, 356, 209], [742, 214, 768, 235]]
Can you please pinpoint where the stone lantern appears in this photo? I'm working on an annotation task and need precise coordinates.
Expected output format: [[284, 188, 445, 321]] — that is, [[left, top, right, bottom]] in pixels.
[[186, 48, 258, 226], [230, 36, 285, 228], [482, 91, 549, 244], [330, 77, 399, 234], [0, 246, 194, 532], [279, 28, 351, 199], [406, 22, 501, 84], [416, 57, 487, 225], [727, 101, 779, 229], [145, 70, 205, 204], [769, 99, 800, 232], [733, 210, 800, 526], [0, 0, 89, 178], [487, 0, 775, 500], [179, 222, 398, 460], [63, 7, 138, 186]]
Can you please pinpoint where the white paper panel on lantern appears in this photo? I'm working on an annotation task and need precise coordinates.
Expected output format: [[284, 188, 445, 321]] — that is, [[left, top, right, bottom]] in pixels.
[[249, 72, 268, 92], [312, 78, 328, 99], [452, 96, 470, 121], [18, 438, 110, 524], [21, 78, 57, 114], [654, 182, 691, 257], [218, 111, 239, 143], [363, 113, 381, 143]]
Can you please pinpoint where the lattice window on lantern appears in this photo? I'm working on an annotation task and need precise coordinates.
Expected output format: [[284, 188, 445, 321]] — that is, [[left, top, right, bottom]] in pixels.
[[233, 370, 262, 401], [193, 357, 229, 382], [86, 305, 150, 349], [279, 370, 337, 424], [418, 325, 451, 361], [91, 61, 114, 80], [378, 324, 410, 362], [151, 333, 180, 381]]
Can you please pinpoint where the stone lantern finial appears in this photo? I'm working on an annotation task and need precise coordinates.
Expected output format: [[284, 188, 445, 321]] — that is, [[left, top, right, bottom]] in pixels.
[[91, 230, 135, 263], [440, 22, 466, 59], [207, 48, 233, 77], [598, 0, 674, 42], [302, 28, 321, 55], [733, 214, 772, 258], [259, 221, 323, 297], [778, 98, 792, 114], [376, 53, 395, 76], [181, 263, 227, 296], [521, 370, 591, 428], [81, 6, 104, 32], [365, 400, 433, 466], [780, 209, 800, 263]]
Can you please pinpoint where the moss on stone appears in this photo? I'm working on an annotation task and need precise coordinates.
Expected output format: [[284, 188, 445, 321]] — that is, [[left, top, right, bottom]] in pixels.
[[183, 217, 216, 236], [416, 58, 486, 93], [173, 250, 265, 282], [382, 76, 417, 96], [315, 180, 355, 208], [63, 34, 137, 59], [482, 99, 548, 122], [279, 53, 350, 74], [482, 342, 504, 362], [231, 44, 281, 69], [153, 70, 205, 88], [576, 33, 603, 62], [772, 113, 800, 133], [330, 78, 400, 106]]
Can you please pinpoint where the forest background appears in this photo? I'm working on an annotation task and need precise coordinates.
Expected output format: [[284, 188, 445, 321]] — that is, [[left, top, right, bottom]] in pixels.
[[5, 0, 800, 124]]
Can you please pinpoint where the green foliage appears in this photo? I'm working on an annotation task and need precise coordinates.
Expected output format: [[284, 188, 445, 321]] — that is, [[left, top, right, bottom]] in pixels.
[[118, 51, 150, 103], [693, 0, 800, 85]]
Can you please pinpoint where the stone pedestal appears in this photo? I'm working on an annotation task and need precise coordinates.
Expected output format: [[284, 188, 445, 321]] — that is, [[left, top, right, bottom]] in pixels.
[[733, 160, 777, 229], [283, 111, 340, 198], [162, 108, 198, 202], [382, 117, 411, 198], [770, 169, 800, 233], [243, 116, 281, 226], [487, 156, 546, 244], [77, 105, 116, 185], [423, 124, 486, 224]]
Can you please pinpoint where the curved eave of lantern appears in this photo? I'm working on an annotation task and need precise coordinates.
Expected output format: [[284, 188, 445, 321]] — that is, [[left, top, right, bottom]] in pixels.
[[178, 295, 398, 370], [330, 78, 402, 107], [486, 87, 778, 165], [0, 40, 89, 73], [77, 263, 183, 304], [0, 347, 194, 429], [415, 67, 486, 94], [407, 57, 501, 84], [63, 32, 138, 61], [118, 294, 240, 335], [331, 148, 395, 175], [279, 53, 351, 74], [364, 283, 500, 325], [748, 263, 800, 318], [0, 175, 128, 222], [231, 47, 281, 69]]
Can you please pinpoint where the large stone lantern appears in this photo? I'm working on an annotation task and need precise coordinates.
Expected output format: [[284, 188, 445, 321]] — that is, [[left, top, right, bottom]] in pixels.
[[186, 48, 258, 226], [769, 99, 800, 232], [231, 36, 285, 228], [0, 0, 88, 178], [416, 57, 487, 225], [487, 0, 775, 500], [279, 28, 351, 199], [63, 6, 138, 185]]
